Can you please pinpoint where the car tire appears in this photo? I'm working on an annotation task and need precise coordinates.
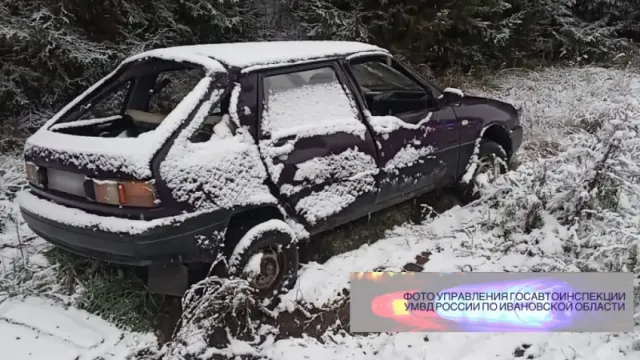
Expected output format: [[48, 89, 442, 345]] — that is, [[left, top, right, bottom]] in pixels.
[[226, 220, 299, 305], [456, 140, 508, 204]]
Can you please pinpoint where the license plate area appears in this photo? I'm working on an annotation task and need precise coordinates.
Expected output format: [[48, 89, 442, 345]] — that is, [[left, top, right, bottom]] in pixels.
[[46, 168, 88, 198]]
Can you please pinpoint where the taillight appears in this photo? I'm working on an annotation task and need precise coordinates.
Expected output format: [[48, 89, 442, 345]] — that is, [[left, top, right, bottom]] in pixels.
[[93, 180, 159, 208], [25, 162, 45, 187]]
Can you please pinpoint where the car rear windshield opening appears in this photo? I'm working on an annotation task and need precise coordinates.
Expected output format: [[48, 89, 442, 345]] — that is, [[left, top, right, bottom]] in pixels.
[[48, 61, 208, 138]]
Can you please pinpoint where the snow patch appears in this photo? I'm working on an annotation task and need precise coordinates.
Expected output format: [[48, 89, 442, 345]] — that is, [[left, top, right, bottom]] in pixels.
[[440, 87, 465, 98], [17, 190, 202, 234], [49, 115, 122, 130], [285, 216, 311, 241], [294, 173, 377, 225], [243, 253, 263, 277], [155, 41, 386, 69], [0, 297, 155, 360], [261, 81, 363, 139], [366, 112, 433, 134], [345, 50, 393, 60], [123, 49, 226, 75], [461, 127, 487, 184], [259, 140, 293, 184], [293, 148, 378, 184], [384, 144, 436, 173], [160, 87, 277, 211]]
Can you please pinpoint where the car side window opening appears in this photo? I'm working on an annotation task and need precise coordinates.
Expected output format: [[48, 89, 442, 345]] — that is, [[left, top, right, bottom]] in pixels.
[[147, 68, 205, 115], [76, 81, 132, 121], [350, 57, 435, 118], [190, 92, 237, 143], [260, 66, 361, 138], [50, 65, 209, 138]]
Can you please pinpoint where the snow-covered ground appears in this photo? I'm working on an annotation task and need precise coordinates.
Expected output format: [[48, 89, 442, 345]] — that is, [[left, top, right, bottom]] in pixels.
[[0, 297, 155, 359], [1, 66, 639, 359], [0, 156, 157, 358]]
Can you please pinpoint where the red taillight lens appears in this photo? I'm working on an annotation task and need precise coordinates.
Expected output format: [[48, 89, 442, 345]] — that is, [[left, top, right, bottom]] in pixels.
[[25, 162, 44, 187], [93, 180, 158, 208]]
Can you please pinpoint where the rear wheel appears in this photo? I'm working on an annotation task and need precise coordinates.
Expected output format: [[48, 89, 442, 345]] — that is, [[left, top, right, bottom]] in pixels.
[[456, 140, 508, 204], [226, 220, 299, 302]]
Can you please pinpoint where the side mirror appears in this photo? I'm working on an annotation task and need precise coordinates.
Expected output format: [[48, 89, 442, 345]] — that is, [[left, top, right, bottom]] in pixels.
[[437, 87, 464, 107]]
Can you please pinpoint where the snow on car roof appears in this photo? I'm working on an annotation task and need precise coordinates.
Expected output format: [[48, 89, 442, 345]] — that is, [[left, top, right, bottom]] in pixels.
[[125, 41, 388, 69]]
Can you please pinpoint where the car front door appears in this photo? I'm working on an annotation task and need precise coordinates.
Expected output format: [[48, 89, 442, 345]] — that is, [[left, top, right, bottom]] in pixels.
[[257, 62, 380, 234], [343, 55, 461, 205]]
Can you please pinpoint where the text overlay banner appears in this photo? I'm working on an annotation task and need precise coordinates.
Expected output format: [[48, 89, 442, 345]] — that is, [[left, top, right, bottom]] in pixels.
[[350, 272, 633, 333]]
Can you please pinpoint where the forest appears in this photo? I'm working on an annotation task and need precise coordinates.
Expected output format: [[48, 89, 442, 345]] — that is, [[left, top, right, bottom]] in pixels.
[[1, 0, 639, 151]]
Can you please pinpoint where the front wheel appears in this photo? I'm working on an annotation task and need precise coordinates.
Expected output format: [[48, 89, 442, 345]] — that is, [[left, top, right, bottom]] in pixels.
[[227, 219, 299, 303], [456, 140, 508, 204]]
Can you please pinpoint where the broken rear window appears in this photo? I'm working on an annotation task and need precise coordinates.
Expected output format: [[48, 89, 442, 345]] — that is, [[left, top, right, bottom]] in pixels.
[[48, 61, 208, 138]]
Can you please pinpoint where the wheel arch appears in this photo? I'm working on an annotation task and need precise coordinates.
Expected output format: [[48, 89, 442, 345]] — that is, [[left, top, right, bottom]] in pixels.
[[224, 205, 286, 252], [481, 122, 512, 157]]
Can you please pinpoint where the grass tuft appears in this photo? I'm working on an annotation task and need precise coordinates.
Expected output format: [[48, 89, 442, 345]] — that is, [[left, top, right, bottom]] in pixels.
[[45, 248, 165, 332], [306, 201, 419, 263]]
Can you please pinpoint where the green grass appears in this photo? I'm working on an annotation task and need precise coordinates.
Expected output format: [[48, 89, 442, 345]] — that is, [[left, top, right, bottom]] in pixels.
[[45, 248, 165, 333], [76, 271, 163, 332], [306, 200, 419, 263]]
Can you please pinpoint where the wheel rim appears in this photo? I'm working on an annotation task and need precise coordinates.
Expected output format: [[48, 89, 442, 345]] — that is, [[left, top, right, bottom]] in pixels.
[[243, 246, 285, 291], [474, 155, 504, 187]]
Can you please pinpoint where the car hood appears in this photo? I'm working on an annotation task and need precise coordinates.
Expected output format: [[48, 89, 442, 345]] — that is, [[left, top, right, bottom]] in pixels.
[[457, 95, 517, 112], [447, 93, 520, 127]]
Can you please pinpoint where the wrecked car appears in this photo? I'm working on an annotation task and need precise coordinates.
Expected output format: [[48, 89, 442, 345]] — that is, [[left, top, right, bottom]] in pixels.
[[18, 41, 523, 299]]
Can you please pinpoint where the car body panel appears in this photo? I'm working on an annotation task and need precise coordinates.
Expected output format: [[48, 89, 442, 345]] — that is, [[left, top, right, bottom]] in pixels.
[[255, 61, 380, 234], [17, 41, 523, 272], [452, 95, 521, 175], [157, 81, 278, 215], [341, 55, 461, 205], [17, 190, 227, 266]]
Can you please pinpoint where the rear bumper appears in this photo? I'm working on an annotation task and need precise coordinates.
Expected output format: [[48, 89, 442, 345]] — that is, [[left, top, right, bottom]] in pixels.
[[510, 125, 524, 155], [18, 191, 226, 266]]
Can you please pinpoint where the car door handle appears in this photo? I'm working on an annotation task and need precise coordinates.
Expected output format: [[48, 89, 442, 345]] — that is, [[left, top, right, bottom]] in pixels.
[[440, 120, 456, 128]]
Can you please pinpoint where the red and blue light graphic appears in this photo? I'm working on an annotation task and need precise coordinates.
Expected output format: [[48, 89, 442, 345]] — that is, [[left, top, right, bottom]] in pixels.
[[366, 274, 583, 332], [433, 278, 576, 331], [371, 289, 449, 331]]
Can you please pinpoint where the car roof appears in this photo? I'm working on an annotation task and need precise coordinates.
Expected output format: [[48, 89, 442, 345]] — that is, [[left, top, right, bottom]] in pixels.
[[129, 41, 389, 70]]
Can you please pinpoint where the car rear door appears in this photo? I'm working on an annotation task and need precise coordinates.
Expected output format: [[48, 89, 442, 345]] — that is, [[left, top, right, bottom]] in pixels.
[[257, 61, 380, 234], [343, 55, 460, 205]]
